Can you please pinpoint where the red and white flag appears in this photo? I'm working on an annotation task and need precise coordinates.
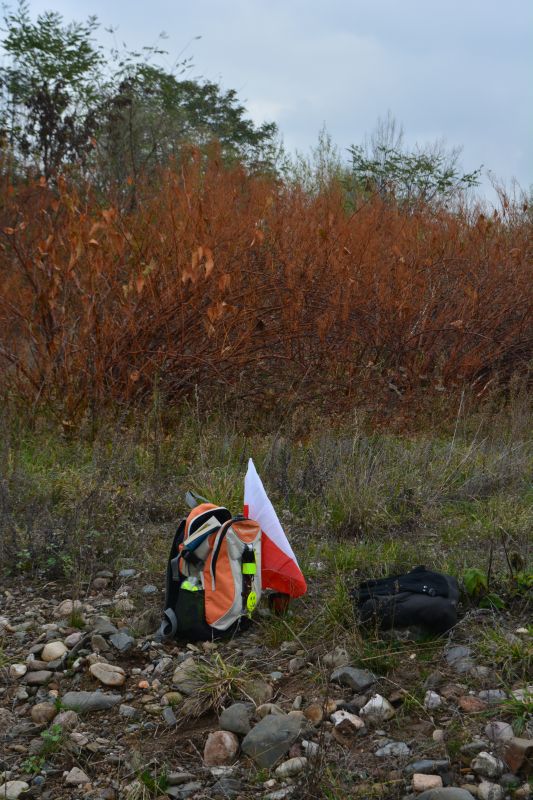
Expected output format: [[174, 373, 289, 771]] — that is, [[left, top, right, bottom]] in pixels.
[[244, 458, 307, 598]]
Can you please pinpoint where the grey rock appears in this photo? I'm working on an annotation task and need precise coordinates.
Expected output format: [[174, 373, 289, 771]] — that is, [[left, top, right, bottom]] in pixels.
[[90, 634, 110, 652], [153, 656, 173, 675], [118, 569, 136, 578], [470, 666, 492, 680], [109, 630, 135, 652], [445, 646, 475, 674], [263, 789, 296, 800], [244, 678, 273, 705], [27, 659, 50, 671], [460, 739, 489, 755], [119, 704, 139, 719], [26, 670, 53, 685], [416, 790, 476, 800], [241, 714, 303, 768], [499, 774, 521, 789], [445, 645, 472, 664], [219, 703, 253, 735], [280, 641, 299, 654], [91, 617, 118, 637], [141, 584, 158, 595], [404, 759, 450, 775], [166, 773, 197, 786], [330, 666, 376, 692], [375, 741, 410, 757], [288, 657, 306, 674], [478, 689, 506, 705], [172, 658, 200, 695], [166, 782, 203, 799], [162, 707, 178, 727], [210, 777, 242, 798], [424, 671, 445, 690], [269, 671, 283, 682], [60, 691, 122, 713]]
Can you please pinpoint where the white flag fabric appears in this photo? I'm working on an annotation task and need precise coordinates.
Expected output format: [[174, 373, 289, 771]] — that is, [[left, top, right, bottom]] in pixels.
[[244, 458, 306, 598]]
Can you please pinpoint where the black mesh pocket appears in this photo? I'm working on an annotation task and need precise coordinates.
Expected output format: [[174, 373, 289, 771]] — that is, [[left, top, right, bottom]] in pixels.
[[175, 589, 214, 641]]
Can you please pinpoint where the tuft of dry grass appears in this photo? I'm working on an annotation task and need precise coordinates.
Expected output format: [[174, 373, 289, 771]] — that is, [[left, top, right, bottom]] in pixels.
[[180, 653, 259, 718]]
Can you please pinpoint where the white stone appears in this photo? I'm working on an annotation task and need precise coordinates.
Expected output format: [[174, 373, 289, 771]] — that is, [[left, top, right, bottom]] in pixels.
[[330, 710, 365, 729], [322, 647, 350, 669], [54, 599, 83, 619], [64, 767, 90, 785], [511, 685, 532, 702], [274, 757, 308, 778], [485, 720, 514, 742], [0, 781, 30, 799], [114, 598, 134, 612], [302, 740, 320, 758], [477, 781, 505, 800], [424, 690, 442, 709], [9, 664, 27, 679], [41, 641, 67, 662], [89, 662, 126, 687], [471, 751, 505, 779], [412, 774, 443, 792], [432, 729, 445, 742], [203, 730, 239, 766], [53, 710, 79, 730], [256, 703, 286, 719], [359, 694, 395, 724]]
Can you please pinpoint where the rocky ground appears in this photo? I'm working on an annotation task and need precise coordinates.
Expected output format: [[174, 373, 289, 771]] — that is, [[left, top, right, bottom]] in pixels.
[[0, 570, 531, 800]]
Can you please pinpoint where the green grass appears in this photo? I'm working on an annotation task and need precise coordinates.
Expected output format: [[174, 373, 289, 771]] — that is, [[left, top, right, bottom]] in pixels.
[[477, 623, 533, 683], [0, 397, 531, 590]]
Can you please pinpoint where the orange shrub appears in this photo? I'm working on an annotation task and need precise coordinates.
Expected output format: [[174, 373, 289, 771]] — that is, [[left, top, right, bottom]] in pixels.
[[0, 152, 531, 425]]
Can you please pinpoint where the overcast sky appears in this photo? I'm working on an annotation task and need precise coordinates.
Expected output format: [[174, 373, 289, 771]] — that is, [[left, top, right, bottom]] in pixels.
[[28, 0, 533, 198]]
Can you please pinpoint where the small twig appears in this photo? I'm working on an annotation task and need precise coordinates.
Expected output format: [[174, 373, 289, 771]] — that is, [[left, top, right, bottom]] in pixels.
[[499, 528, 515, 578], [486, 539, 494, 591], [280, 617, 309, 653]]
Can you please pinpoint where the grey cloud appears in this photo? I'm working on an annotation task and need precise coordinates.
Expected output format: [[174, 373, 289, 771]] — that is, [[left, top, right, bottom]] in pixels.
[[26, 0, 533, 193]]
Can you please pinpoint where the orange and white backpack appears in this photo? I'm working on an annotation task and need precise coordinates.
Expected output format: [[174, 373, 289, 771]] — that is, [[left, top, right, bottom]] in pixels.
[[157, 502, 263, 641]]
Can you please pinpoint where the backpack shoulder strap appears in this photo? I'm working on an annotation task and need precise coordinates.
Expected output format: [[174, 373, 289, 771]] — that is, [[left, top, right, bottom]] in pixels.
[[157, 518, 186, 641]]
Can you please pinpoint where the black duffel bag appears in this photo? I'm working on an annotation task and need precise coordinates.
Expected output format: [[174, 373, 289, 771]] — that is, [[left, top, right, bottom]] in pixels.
[[353, 565, 459, 635]]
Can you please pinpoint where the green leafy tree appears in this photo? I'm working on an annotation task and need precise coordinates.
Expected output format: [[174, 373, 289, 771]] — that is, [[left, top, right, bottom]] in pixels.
[[0, 1, 104, 177], [99, 62, 279, 200], [0, 2, 279, 184], [348, 113, 481, 207]]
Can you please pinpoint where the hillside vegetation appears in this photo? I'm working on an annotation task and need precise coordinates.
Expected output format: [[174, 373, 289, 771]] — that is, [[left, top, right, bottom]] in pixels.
[[0, 155, 531, 428]]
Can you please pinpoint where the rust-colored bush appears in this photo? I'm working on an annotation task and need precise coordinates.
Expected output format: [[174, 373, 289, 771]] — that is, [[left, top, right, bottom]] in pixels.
[[0, 152, 531, 425]]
